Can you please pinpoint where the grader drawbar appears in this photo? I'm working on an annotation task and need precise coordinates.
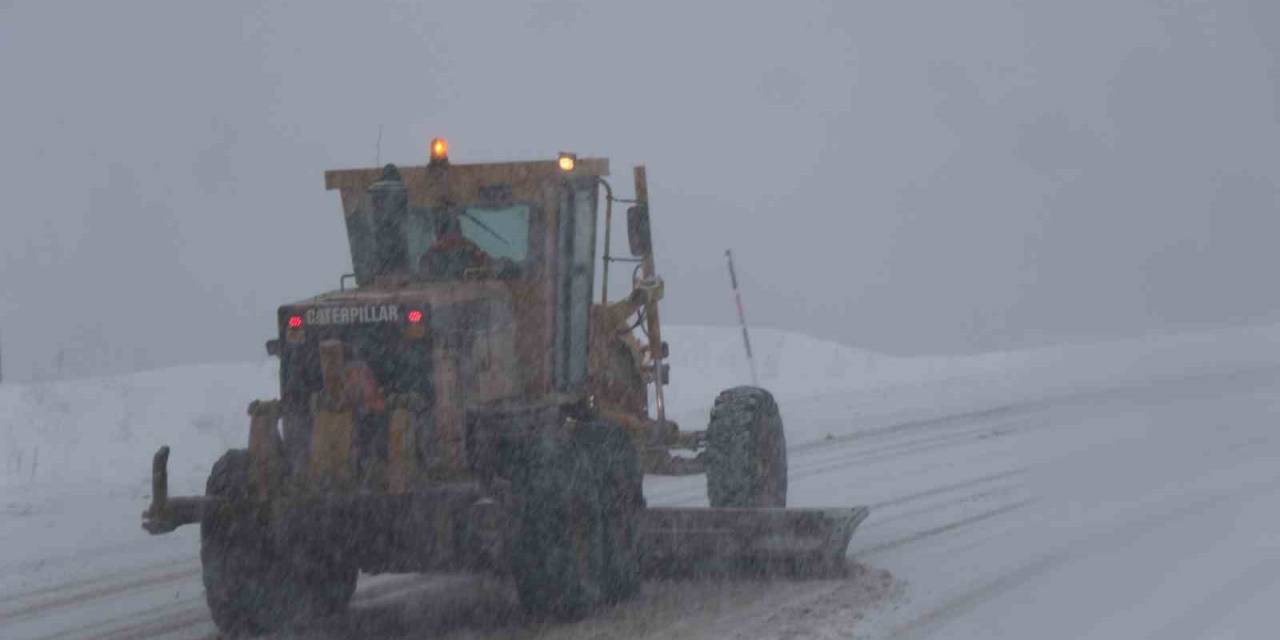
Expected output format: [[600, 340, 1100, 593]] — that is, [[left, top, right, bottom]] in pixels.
[[141, 141, 867, 635]]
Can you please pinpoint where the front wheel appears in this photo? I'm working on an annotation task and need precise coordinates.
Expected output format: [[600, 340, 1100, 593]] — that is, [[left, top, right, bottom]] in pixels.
[[201, 450, 356, 636], [705, 386, 788, 508]]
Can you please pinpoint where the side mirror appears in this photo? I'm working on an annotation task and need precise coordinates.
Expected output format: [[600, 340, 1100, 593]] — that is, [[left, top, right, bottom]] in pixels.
[[627, 204, 652, 257], [265, 339, 281, 357]]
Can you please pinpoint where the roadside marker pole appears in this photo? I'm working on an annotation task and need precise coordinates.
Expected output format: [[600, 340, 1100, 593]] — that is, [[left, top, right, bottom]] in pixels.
[[725, 250, 759, 386]]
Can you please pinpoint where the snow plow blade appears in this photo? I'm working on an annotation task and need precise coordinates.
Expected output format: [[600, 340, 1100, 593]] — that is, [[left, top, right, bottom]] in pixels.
[[639, 506, 870, 577]]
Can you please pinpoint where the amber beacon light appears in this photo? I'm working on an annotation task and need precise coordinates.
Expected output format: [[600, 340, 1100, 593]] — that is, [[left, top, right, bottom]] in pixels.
[[429, 137, 449, 163]]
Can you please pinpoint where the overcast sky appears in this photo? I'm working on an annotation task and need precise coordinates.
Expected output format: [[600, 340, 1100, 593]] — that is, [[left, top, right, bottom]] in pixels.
[[2, 0, 1280, 381]]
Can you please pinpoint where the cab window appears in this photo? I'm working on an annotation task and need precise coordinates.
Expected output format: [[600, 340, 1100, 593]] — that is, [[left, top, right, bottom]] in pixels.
[[405, 204, 532, 277]]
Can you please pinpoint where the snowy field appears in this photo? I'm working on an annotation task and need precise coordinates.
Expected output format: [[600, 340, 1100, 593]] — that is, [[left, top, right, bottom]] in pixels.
[[3, 324, 1280, 638]]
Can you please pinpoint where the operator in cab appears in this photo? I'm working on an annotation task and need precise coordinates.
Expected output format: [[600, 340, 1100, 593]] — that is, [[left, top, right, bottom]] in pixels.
[[419, 213, 493, 279]]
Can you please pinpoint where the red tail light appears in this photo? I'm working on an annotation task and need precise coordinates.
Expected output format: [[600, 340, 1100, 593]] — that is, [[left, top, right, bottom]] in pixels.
[[407, 310, 424, 324], [287, 315, 303, 329]]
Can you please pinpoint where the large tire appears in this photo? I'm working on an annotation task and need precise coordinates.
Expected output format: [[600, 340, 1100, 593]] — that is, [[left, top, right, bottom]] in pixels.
[[201, 450, 277, 636], [509, 435, 608, 620], [705, 387, 788, 508], [201, 450, 356, 636], [573, 422, 644, 603]]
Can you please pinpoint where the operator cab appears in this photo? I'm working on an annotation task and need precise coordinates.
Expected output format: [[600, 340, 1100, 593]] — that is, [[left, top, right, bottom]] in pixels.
[[337, 142, 604, 292], [291, 141, 609, 407], [344, 163, 537, 284]]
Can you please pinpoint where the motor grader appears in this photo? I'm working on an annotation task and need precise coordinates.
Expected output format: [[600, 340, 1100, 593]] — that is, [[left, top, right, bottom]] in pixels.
[[141, 140, 868, 636]]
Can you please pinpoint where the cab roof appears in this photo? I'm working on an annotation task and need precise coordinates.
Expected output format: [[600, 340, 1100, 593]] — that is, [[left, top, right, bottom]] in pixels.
[[324, 158, 610, 205]]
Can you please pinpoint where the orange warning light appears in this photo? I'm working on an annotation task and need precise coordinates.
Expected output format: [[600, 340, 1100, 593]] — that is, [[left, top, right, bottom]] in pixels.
[[430, 137, 449, 163]]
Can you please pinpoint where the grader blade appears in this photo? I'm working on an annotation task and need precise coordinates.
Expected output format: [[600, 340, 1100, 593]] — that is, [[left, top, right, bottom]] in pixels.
[[639, 506, 870, 577]]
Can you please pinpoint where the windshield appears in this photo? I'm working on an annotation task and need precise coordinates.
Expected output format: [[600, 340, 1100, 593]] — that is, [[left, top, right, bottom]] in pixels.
[[407, 204, 531, 279], [406, 204, 531, 271], [347, 202, 534, 282]]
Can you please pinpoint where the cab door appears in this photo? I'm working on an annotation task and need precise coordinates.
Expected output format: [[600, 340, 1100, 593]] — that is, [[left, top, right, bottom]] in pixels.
[[551, 178, 599, 394]]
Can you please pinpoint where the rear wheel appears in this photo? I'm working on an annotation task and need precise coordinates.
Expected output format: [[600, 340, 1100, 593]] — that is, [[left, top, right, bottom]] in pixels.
[[573, 422, 644, 603], [510, 435, 607, 620], [201, 449, 356, 636], [705, 386, 788, 508]]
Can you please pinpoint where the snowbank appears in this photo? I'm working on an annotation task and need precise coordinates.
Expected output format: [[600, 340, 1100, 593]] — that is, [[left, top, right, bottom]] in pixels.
[[663, 323, 1280, 445], [0, 362, 277, 493]]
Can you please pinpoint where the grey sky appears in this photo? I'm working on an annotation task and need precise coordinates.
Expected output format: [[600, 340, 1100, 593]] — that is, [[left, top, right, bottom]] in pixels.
[[2, 0, 1279, 381]]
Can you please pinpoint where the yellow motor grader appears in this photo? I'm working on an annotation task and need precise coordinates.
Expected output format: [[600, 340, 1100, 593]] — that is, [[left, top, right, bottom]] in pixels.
[[141, 140, 868, 636]]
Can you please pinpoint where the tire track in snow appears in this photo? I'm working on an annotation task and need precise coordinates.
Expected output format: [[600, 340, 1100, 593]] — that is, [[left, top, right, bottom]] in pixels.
[[855, 499, 1035, 559], [887, 472, 1280, 639], [0, 563, 200, 623], [41, 601, 209, 640], [867, 468, 1027, 511], [794, 415, 1028, 465], [787, 399, 1047, 456], [95, 611, 210, 640], [887, 550, 1071, 640], [786, 421, 1033, 485], [787, 364, 1280, 457], [33, 575, 435, 640], [865, 483, 1028, 530], [0, 537, 190, 579], [0, 552, 196, 606]]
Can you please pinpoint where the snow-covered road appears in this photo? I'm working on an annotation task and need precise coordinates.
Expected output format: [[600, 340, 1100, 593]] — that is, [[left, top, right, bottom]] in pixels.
[[850, 366, 1280, 639], [4, 327, 1280, 638]]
